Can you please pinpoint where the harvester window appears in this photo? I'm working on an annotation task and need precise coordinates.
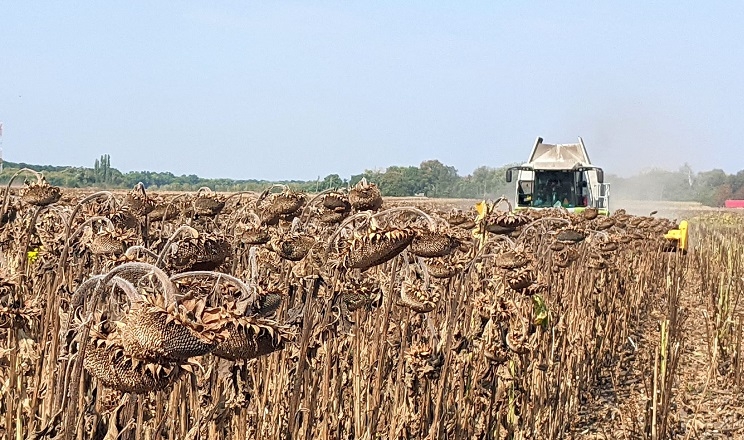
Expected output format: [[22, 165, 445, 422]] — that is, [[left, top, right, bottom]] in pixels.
[[517, 181, 533, 206], [533, 171, 577, 208], [576, 179, 589, 207]]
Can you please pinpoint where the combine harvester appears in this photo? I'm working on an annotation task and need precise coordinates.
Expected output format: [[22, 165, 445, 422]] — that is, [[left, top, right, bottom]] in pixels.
[[504, 136, 688, 252], [506, 136, 609, 214]]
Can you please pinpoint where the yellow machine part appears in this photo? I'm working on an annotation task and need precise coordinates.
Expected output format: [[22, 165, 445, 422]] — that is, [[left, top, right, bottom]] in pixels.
[[664, 220, 689, 252]]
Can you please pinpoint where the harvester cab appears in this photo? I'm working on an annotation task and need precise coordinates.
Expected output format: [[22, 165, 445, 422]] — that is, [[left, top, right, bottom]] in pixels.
[[504, 136, 689, 253], [506, 137, 611, 215]]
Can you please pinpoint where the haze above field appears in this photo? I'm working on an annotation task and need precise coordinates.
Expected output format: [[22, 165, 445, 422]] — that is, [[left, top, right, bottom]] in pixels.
[[1, 2, 743, 180]]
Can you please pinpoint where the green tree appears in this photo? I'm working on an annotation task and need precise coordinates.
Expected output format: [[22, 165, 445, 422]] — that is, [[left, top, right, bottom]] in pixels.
[[93, 154, 112, 185], [321, 174, 344, 190], [419, 159, 458, 196], [376, 166, 425, 196]]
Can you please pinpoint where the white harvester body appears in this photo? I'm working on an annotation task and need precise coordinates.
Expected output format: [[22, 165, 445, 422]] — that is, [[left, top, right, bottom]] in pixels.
[[506, 137, 611, 214]]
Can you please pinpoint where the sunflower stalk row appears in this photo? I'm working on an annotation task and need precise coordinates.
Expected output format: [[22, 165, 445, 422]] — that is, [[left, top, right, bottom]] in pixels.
[[0, 178, 693, 439]]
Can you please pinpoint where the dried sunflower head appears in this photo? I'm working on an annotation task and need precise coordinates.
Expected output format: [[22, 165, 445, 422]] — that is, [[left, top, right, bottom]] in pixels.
[[109, 206, 140, 230], [446, 209, 470, 226], [270, 233, 315, 261], [582, 207, 599, 220], [592, 217, 616, 231], [426, 259, 460, 279], [236, 222, 271, 245], [555, 227, 586, 243], [339, 274, 382, 311], [321, 192, 351, 211], [341, 223, 415, 270], [203, 302, 292, 361], [84, 323, 192, 394], [409, 228, 461, 258], [265, 187, 306, 215], [124, 183, 156, 216], [149, 196, 182, 221], [349, 178, 383, 211], [193, 189, 226, 216], [398, 278, 442, 313], [487, 212, 531, 229], [88, 227, 136, 256], [493, 251, 530, 270], [116, 293, 227, 362], [506, 266, 536, 291], [20, 176, 62, 207]]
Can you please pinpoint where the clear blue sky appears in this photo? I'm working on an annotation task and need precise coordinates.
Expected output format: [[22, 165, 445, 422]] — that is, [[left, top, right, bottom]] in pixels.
[[1, 2, 742, 180]]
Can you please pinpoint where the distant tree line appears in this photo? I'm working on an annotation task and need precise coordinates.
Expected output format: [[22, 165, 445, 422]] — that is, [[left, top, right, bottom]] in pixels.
[[1, 156, 742, 206], [0, 156, 515, 199]]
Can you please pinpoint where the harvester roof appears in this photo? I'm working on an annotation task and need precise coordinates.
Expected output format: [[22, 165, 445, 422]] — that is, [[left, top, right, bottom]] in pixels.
[[526, 140, 592, 170]]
